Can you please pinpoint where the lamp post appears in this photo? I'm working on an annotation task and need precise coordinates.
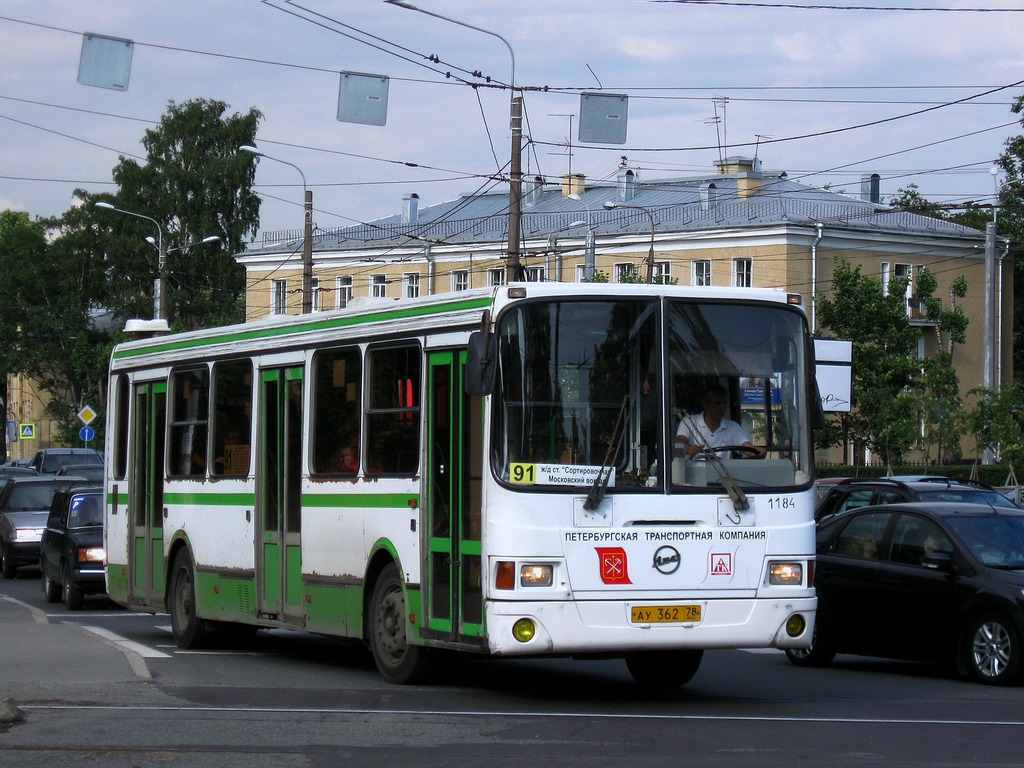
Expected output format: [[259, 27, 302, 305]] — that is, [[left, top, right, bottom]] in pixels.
[[603, 201, 656, 284], [97, 201, 221, 323], [96, 201, 165, 320], [385, 0, 522, 283], [568, 193, 595, 280], [240, 144, 314, 313]]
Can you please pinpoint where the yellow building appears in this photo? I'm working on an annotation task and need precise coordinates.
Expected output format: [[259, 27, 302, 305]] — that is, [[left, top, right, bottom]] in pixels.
[[237, 157, 1012, 463]]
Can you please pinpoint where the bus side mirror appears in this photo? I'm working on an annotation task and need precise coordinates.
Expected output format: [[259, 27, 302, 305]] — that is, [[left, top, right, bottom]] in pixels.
[[465, 330, 496, 396]]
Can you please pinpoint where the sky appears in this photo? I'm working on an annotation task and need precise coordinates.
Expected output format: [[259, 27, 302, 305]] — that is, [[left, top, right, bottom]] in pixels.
[[2, 0, 1023, 246]]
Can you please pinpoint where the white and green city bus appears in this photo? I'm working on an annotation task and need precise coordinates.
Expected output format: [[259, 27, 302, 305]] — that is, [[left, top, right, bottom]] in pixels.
[[104, 282, 820, 686]]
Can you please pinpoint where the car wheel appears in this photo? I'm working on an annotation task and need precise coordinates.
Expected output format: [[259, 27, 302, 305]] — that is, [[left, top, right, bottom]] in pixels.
[[785, 611, 837, 668], [625, 649, 704, 689], [1, 541, 16, 579], [169, 549, 208, 649], [965, 613, 1021, 685], [62, 562, 84, 610], [368, 563, 430, 684], [41, 565, 62, 603]]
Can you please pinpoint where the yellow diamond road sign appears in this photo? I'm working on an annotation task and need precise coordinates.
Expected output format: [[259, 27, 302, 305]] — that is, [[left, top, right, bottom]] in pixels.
[[77, 405, 97, 426]]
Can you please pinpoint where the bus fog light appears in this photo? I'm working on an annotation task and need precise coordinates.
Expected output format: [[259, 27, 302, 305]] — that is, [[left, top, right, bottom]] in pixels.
[[786, 614, 806, 638], [768, 562, 803, 585], [520, 564, 553, 587], [512, 618, 536, 643]]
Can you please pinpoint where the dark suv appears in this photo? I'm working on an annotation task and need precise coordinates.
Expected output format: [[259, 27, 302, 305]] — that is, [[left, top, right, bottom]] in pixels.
[[815, 477, 1019, 521]]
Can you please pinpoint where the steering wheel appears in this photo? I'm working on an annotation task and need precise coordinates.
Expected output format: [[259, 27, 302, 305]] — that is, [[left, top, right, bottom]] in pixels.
[[690, 444, 765, 460]]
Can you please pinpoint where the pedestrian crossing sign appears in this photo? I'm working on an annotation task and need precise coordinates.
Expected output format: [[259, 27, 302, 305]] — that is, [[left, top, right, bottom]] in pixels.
[[19, 423, 35, 439]]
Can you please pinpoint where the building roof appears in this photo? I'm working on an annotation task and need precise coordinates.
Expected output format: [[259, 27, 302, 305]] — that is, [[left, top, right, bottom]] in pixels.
[[245, 158, 981, 256]]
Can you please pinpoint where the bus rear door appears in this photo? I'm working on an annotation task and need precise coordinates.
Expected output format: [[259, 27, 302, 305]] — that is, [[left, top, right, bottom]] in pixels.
[[257, 366, 304, 625]]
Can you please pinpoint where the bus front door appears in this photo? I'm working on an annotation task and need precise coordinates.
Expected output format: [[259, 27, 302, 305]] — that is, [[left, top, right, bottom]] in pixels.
[[425, 350, 484, 644], [128, 380, 166, 610], [256, 367, 304, 625]]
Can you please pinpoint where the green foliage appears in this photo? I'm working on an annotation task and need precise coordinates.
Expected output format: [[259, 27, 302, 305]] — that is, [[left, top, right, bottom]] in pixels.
[[0, 98, 263, 447], [968, 383, 1024, 474], [109, 98, 262, 330], [816, 259, 921, 464]]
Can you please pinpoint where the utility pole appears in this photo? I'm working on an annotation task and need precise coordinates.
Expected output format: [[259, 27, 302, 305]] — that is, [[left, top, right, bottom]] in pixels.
[[507, 94, 523, 283]]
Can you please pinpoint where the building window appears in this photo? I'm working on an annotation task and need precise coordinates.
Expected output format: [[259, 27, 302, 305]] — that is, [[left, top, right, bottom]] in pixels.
[[452, 270, 469, 292], [732, 258, 752, 288], [271, 279, 287, 315], [311, 276, 321, 311], [403, 272, 420, 299], [336, 275, 353, 309], [371, 274, 387, 298], [488, 268, 505, 287], [575, 264, 587, 283], [614, 262, 635, 283], [693, 260, 711, 286], [653, 261, 671, 284], [526, 266, 546, 282]]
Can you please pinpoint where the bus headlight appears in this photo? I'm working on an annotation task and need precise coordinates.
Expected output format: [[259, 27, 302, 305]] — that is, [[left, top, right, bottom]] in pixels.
[[768, 561, 803, 585], [520, 564, 553, 587]]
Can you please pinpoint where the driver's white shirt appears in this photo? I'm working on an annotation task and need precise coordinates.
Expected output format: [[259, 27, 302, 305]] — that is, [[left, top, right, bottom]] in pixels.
[[676, 414, 751, 456]]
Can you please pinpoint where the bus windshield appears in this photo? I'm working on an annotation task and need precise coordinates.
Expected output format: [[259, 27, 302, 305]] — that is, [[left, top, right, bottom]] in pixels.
[[492, 297, 812, 493]]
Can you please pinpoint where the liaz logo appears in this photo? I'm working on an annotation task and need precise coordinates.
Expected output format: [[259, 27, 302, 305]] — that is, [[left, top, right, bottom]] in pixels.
[[596, 547, 631, 584], [652, 545, 681, 575]]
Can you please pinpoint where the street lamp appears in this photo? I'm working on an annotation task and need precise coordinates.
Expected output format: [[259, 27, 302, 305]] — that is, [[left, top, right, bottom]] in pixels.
[[239, 144, 314, 314], [96, 201, 165, 321], [385, 0, 523, 283], [568, 193, 596, 280], [603, 201, 656, 284], [97, 201, 220, 323]]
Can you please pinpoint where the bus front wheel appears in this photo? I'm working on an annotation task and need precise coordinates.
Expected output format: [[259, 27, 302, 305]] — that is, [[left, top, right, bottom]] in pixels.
[[170, 550, 209, 649], [625, 649, 703, 689], [369, 563, 430, 684]]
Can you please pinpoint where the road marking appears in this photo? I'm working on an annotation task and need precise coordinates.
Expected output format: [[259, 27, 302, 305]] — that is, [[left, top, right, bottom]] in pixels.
[[80, 626, 171, 659]]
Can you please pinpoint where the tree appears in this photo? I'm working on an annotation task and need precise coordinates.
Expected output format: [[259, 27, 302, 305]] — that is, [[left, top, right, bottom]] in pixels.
[[968, 383, 1024, 481], [108, 98, 262, 330], [0, 208, 113, 445], [913, 269, 969, 462], [816, 259, 921, 465], [992, 94, 1024, 381]]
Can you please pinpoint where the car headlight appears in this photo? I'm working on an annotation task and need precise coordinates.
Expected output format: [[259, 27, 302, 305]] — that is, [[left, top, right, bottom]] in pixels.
[[77, 547, 106, 563], [13, 527, 42, 542]]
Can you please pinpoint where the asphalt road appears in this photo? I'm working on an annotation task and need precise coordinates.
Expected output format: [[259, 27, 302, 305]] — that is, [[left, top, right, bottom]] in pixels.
[[2, 568, 1022, 767]]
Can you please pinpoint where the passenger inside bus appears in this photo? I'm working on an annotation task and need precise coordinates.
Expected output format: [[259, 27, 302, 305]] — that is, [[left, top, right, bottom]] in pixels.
[[675, 384, 764, 459]]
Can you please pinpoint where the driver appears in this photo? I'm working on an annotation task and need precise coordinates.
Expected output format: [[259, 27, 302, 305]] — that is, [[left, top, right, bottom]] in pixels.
[[675, 384, 765, 459]]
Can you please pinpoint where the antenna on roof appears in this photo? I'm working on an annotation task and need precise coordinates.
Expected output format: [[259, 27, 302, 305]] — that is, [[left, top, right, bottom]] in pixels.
[[754, 134, 773, 163], [548, 113, 575, 179]]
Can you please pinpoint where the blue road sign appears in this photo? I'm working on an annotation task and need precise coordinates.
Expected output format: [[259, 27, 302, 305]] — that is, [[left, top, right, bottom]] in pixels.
[[79, 425, 95, 442]]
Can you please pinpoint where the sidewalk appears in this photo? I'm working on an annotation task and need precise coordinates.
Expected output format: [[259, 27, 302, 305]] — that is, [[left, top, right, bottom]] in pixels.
[[0, 595, 164, 708]]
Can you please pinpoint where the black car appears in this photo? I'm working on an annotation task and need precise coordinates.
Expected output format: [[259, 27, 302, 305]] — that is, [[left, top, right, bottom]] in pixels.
[[0, 476, 90, 578], [789, 501, 1024, 684], [39, 487, 105, 609], [28, 447, 102, 475], [814, 477, 1019, 521]]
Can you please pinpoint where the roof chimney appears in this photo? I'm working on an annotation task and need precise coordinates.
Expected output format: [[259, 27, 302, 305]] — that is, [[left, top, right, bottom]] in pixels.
[[402, 193, 419, 223], [861, 173, 881, 204], [561, 173, 585, 197], [616, 167, 637, 201], [716, 156, 763, 198], [524, 176, 544, 208]]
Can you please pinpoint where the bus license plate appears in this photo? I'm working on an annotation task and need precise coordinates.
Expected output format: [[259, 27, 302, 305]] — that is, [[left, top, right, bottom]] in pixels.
[[630, 604, 702, 624]]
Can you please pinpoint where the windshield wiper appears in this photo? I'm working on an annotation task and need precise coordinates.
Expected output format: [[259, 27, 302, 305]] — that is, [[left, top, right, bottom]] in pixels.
[[583, 395, 631, 511]]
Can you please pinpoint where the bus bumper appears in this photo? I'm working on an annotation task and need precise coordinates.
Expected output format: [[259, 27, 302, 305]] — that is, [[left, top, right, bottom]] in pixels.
[[484, 596, 816, 656]]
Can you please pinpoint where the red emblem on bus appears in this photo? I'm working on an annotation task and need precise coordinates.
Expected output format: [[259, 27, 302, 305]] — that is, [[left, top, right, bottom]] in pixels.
[[597, 547, 632, 584]]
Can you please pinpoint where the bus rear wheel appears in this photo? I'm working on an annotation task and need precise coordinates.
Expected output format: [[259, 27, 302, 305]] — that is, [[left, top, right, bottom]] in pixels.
[[169, 550, 208, 649], [369, 563, 429, 684], [625, 649, 703, 689]]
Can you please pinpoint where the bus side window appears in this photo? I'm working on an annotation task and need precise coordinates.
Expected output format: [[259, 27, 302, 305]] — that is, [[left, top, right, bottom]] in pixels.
[[366, 345, 420, 475], [169, 367, 210, 477], [311, 348, 362, 475]]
